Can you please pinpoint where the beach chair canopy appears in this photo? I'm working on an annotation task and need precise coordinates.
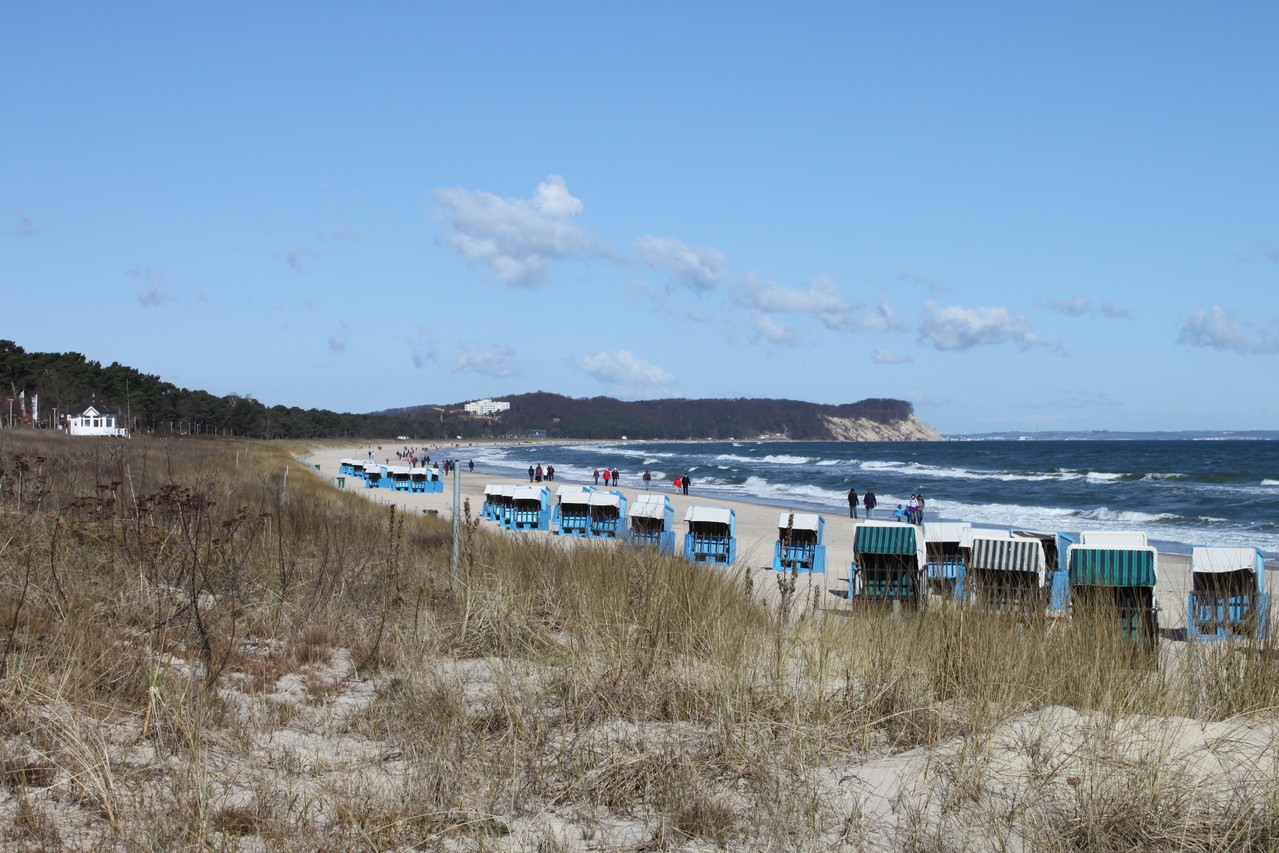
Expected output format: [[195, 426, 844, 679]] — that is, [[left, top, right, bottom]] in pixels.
[[557, 485, 593, 501], [1192, 546, 1265, 592], [497, 485, 517, 498], [685, 506, 733, 525], [589, 492, 623, 508], [924, 522, 970, 544], [854, 522, 918, 555], [1068, 545, 1158, 587], [1080, 531, 1148, 549], [969, 536, 1047, 584], [960, 527, 1012, 549], [387, 466, 411, 475], [777, 512, 822, 534], [513, 485, 547, 500], [629, 494, 670, 519]]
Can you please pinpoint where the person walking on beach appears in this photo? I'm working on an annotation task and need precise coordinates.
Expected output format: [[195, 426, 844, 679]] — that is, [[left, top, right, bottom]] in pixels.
[[673, 475, 681, 493], [468, 460, 474, 472], [528, 465, 535, 483], [535, 464, 543, 483], [547, 465, 555, 482], [603, 469, 611, 487], [916, 492, 925, 524], [864, 489, 877, 519], [593, 469, 600, 486], [643, 471, 651, 489], [682, 473, 691, 495], [848, 487, 859, 519], [612, 468, 620, 486]]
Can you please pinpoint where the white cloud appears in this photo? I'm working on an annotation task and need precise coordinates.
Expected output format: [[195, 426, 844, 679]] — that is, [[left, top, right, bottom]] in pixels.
[[410, 327, 437, 368], [576, 350, 676, 385], [130, 267, 170, 306], [872, 347, 913, 364], [632, 235, 726, 292], [898, 267, 948, 292], [2, 207, 38, 237], [1099, 300, 1131, 318], [918, 300, 1054, 351], [730, 274, 905, 333], [749, 313, 800, 346], [1041, 293, 1131, 319], [279, 246, 319, 271], [732, 273, 847, 315], [453, 343, 520, 377], [824, 298, 910, 333], [1177, 306, 1279, 354], [686, 304, 714, 323], [317, 226, 364, 242], [433, 174, 606, 287], [1043, 294, 1092, 317]]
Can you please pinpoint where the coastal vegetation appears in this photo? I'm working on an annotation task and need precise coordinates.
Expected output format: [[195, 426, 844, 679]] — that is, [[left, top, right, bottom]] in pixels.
[[0, 341, 935, 441], [3, 430, 1279, 850]]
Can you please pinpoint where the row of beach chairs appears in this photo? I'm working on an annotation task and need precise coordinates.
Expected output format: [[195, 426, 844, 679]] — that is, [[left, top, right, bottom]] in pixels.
[[856, 521, 1268, 645], [478, 482, 1270, 646], [338, 458, 445, 493]]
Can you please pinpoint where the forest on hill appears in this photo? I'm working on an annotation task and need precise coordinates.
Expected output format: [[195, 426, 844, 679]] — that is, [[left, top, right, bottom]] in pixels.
[[0, 341, 924, 440], [385, 392, 923, 440]]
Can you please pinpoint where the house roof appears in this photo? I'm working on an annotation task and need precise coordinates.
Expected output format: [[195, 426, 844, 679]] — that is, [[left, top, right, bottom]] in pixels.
[[68, 398, 122, 418]]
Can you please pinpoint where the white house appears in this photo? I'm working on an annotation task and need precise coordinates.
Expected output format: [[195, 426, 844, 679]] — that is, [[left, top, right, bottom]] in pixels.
[[464, 398, 510, 417], [67, 399, 130, 437]]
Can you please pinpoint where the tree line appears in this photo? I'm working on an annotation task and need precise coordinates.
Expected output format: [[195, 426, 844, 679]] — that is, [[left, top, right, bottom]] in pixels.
[[1, 341, 920, 441]]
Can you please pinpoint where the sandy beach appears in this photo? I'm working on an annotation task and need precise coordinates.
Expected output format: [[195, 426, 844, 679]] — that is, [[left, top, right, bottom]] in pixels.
[[301, 442, 1194, 627]]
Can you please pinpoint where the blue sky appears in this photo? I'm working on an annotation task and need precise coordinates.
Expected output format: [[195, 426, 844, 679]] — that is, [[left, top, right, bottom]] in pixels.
[[4, 2, 1277, 434]]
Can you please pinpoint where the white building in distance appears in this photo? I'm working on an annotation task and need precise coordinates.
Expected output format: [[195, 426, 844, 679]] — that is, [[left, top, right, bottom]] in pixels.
[[67, 399, 130, 437], [464, 398, 510, 417]]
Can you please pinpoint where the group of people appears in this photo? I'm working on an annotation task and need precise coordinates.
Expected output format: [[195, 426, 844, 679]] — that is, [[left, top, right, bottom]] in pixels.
[[893, 494, 925, 524], [639, 470, 693, 494], [593, 468, 620, 487], [847, 487, 925, 524], [528, 464, 555, 482]]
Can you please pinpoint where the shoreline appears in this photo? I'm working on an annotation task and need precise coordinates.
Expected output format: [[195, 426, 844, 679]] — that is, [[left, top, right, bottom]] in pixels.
[[302, 442, 1199, 628]]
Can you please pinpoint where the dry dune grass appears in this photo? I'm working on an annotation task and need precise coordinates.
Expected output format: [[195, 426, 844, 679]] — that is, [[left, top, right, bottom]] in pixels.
[[2, 431, 1279, 851]]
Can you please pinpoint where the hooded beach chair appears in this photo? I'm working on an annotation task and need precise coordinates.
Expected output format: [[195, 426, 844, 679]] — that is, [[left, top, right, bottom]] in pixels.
[[588, 491, 627, 538], [849, 521, 926, 609], [553, 485, 594, 536], [627, 494, 675, 553], [924, 522, 970, 599], [511, 485, 551, 531], [770, 512, 826, 573], [1187, 546, 1269, 641], [683, 506, 737, 565], [967, 533, 1049, 616], [1067, 532, 1159, 644]]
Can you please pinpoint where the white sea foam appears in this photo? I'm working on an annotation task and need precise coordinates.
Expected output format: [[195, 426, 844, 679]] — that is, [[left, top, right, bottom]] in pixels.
[[1263, 480, 1279, 487], [860, 459, 1079, 483], [759, 454, 813, 465]]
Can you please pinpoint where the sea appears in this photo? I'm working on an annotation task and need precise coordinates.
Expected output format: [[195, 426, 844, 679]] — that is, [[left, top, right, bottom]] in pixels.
[[462, 439, 1279, 558]]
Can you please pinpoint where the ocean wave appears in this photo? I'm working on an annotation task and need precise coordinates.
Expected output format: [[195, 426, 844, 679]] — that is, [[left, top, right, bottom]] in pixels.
[[1263, 480, 1279, 487], [1142, 472, 1188, 481], [860, 459, 1080, 483], [816, 459, 843, 466], [1077, 507, 1178, 524]]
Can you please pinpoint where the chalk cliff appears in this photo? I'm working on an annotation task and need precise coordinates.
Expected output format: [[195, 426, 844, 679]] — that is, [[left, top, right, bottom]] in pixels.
[[820, 413, 943, 442]]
